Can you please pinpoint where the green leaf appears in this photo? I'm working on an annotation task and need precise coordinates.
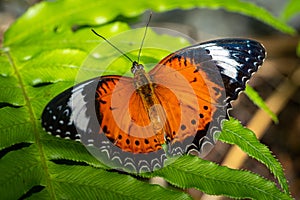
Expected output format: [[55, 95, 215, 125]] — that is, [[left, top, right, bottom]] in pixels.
[[280, 0, 300, 22], [218, 118, 290, 195], [0, 107, 34, 150], [0, 145, 191, 200], [4, 0, 295, 48], [0, 145, 45, 200], [41, 134, 109, 169], [245, 84, 278, 123], [47, 164, 191, 200], [142, 155, 292, 199]]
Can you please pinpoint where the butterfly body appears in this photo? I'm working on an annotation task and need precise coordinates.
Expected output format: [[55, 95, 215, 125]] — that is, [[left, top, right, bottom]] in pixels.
[[131, 61, 166, 135], [42, 39, 265, 172]]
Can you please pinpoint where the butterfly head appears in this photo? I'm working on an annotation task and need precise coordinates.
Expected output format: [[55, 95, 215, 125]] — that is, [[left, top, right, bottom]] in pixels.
[[131, 61, 145, 75]]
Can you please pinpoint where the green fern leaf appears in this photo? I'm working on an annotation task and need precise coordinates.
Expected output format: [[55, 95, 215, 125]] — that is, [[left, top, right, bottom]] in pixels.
[[245, 84, 278, 123], [218, 118, 290, 194], [143, 155, 292, 199]]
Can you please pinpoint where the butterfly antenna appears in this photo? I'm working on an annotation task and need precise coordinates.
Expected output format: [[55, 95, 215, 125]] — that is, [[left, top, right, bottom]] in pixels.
[[91, 29, 134, 63], [137, 12, 152, 64]]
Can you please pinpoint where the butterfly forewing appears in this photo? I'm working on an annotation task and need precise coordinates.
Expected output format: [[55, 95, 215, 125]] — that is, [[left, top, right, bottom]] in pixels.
[[198, 39, 265, 104]]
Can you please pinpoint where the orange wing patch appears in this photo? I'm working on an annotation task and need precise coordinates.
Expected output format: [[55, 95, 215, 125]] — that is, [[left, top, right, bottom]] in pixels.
[[150, 51, 226, 155], [96, 76, 164, 154]]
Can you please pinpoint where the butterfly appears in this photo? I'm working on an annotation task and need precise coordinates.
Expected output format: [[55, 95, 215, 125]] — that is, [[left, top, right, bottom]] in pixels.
[[41, 37, 265, 173]]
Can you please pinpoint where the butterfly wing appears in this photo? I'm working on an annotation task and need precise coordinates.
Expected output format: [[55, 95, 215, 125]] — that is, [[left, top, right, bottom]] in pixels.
[[198, 39, 265, 104], [149, 39, 265, 156], [42, 39, 265, 172], [42, 76, 167, 172], [42, 78, 101, 140]]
